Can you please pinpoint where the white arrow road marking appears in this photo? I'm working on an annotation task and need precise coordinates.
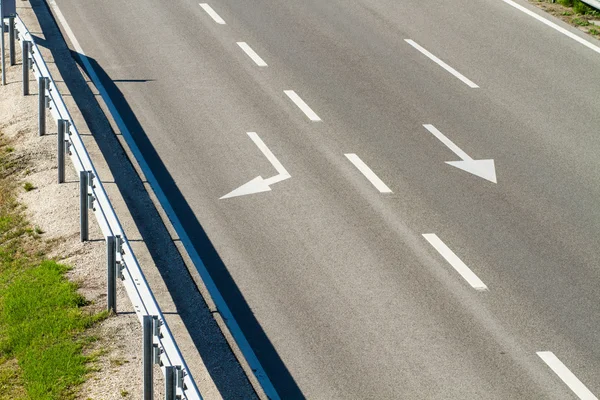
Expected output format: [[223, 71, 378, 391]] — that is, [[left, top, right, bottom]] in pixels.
[[537, 352, 598, 400], [221, 132, 290, 199], [237, 42, 268, 67], [199, 3, 226, 24], [405, 39, 479, 88], [423, 234, 488, 291], [423, 124, 497, 183], [345, 154, 393, 193]]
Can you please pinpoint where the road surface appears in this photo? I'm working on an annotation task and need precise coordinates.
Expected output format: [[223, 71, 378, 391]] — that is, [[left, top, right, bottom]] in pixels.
[[48, 0, 600, 398]]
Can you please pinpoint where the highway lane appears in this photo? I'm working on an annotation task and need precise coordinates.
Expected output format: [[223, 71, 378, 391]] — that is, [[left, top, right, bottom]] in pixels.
[[50, 0, 600, 398]]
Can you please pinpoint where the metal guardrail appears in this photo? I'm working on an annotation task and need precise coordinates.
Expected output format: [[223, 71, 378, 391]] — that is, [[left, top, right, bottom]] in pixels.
[[581, 0, 600, 11], [10, 14, 203, 400]]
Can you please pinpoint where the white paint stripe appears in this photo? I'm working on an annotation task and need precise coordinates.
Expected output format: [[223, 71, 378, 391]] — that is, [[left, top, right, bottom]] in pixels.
[[199, 3, 226, 25], [422, 234, 488, 291], [345, 154, 393, 193], [237, 42, 268, 67], [284, 90, 321, 121], [423, 124, 472, 161], [503, 0, 600, 55], [247, 132, 289, 180], [49, 1, 278, 398], [537, 352, 598, 400], [405, 39, 479, 88]]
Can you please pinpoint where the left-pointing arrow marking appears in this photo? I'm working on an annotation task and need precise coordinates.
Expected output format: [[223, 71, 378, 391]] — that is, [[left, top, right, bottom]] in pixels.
[[423, 124, 497, 183], [221, 132, 291, 199]]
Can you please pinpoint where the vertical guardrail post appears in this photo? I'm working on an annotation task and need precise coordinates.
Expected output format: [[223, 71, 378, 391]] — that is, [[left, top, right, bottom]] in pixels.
[[9, 16, 15, 66], [143, 315, 154, 400], [1, 5, 6, 86], [106, 235, 117, 313], [175, 366, 184, 395], [165, 366, 175, 400], [57, 119, 67, 183], [38, 76, 47, 136], [22, 40, 30, 95], [80, 171, 89, 241]]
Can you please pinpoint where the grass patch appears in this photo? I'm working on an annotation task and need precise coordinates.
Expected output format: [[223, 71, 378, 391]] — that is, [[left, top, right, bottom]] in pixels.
[[589, 27, 600, 34], [22, 182, 34, 192], [0, 134, 107, 399], [572, 17, 591, 25], [557, 0, 599, 15]]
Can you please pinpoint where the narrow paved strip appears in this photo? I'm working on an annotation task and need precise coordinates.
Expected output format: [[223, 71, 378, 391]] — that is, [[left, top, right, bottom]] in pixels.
[[405, 39, 479, 88], [345, 154, 392, 193], [422, 234, 488, 291], [537, 352, 598, 400], [237, 42, 268, 67], [502, 0, 600, 55], [284, 90, 322, 121], [199, 3, 226, 25]]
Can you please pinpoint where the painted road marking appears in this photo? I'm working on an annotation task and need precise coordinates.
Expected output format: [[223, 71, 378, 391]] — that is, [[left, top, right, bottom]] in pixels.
[[422, 234, 488, 291], [284, 90, 321, 121], [405, 39, 479, 88], [237, 42, 268, 67], [48, 1, 278, 398], [537, 351, 598, 400], [221, 132, 290, 199], [345, 154, 392, 193], [503, 0, 600, 55], [199, 3, 226, 25], [423, 124, 497, 183]]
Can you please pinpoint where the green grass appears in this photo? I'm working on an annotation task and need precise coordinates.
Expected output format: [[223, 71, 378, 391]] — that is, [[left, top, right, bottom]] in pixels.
[[22, 182, 34, 192], [557, 0, 600, 15], [589, 27, 600, 34], [572, 17, 591, 25], [0, 134, 107, 399]]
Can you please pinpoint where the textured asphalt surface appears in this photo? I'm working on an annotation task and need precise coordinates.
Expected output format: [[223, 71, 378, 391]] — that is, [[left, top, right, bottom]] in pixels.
[[50, 0, 600, 398]]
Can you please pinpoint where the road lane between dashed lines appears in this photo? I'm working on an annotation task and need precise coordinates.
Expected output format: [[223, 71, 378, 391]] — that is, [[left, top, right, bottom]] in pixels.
[[199, 3, 226, 25], [405, 39, 479, 88], [422, 234, 488, 291]]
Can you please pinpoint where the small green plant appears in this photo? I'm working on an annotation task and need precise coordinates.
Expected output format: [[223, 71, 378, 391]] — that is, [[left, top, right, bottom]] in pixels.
[[562, 10, 574, 16], [120, 389, 129, 397], [110, 357, 129, 367], [572, 17, 590, 26], [589, 27, 600, 35], [22, 182, 34, 192], [34, 226, 44, 235], [5, 146, 14, 153]]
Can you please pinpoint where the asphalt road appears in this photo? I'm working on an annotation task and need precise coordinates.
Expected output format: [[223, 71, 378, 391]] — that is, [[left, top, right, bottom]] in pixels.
[[49, 0, 600, 398]]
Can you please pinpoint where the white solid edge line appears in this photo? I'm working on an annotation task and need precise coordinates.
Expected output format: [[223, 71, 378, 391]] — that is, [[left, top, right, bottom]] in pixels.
[[345, 154, 393, 193], [199, 3, 226, 25], [48, 1, 278, 399], [284, 90, 321, 121], [503, 0, 600, 55], [404, 39, 479, 88], [422, 234, 488, 291], [537, 352, 598, 400], [237, 42, 268, 67]]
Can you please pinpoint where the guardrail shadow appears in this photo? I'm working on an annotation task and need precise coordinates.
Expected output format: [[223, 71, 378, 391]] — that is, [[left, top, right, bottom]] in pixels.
[[31, 0, 304, 398]]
